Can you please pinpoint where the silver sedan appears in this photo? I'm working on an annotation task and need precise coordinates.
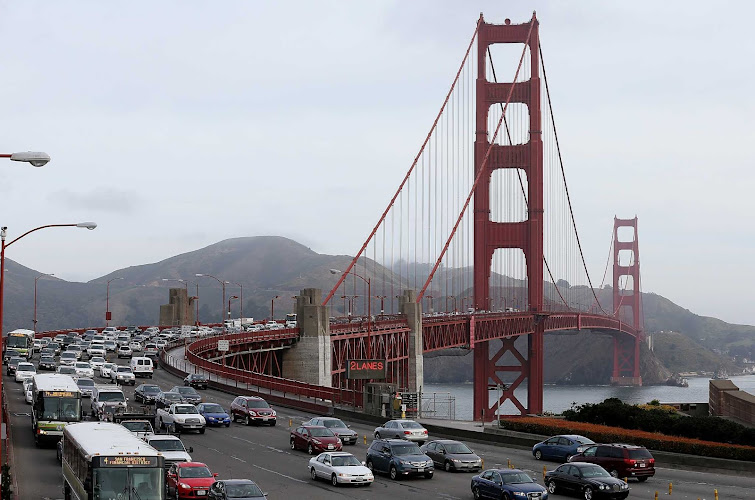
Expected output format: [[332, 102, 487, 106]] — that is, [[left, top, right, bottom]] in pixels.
[[308, 452, 373, 486], [373, 419, 429, 443]]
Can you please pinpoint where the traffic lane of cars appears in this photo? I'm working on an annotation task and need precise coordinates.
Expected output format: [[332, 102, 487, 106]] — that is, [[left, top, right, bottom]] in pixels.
[[118, 368, 755, 499]]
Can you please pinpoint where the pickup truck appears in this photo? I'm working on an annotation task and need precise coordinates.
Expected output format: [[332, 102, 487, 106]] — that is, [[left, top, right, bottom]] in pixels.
[[156, 403, 206, 434], [111, 409, 157, 439]]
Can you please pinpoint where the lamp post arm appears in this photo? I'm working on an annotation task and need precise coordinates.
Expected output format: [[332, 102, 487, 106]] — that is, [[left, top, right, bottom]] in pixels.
[[6, 223, 79, 248]]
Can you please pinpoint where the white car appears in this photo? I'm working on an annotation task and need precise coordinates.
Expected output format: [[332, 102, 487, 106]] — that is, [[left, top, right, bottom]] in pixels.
[[309, 452, 374, 486], [89, 356, 106, 370], [145, 435, 193, 463], [15, 362, 37, 382], [128, 341, 142, 352], [59, 351, 77, 366], [117, 345, 133, 358], [156, 403, 206, 433], [76, 377, 96, 397], [100, 362, 116, 378], [74, 361, 95, 378], [87, 342, 106, 357], [24, 379, 34, 404], [154, 339, 167, 349], [111, 365, 136, 385]]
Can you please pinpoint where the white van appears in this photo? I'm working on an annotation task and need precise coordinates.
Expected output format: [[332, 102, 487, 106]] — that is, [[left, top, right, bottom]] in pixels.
[[130, 357, 153, 378]]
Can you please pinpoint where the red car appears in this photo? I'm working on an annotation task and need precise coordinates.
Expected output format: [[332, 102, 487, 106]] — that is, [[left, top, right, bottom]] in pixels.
[[290, 425, 342, 455], [166, 461, 218, 499]]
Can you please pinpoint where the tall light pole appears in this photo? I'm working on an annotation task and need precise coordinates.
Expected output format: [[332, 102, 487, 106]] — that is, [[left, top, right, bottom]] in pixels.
[[231, 282, 244, 323], [0, 151, 50, 167], [33, 273, 54, 333], [375, 295, 387, 316], [228, 295, 239, 321], [196, 273, 228, 324], [106, 277, 124, 326], [270, 295, 280, 321], [0, 220, 95, 468], [331, 269, 372, 357], [340, 295, 358, 318]]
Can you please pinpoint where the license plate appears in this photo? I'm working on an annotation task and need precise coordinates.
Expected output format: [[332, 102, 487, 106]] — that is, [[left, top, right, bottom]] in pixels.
[[196, 490, 207, 496], [262, 417, 269, 421], [327, 445, 334, 449], [638, 463, 645, 467], [417, 468, 424, 472]]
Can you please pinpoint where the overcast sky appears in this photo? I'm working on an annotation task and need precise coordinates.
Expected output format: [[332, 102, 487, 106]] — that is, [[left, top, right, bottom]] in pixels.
[[1, 1, 753, 325]]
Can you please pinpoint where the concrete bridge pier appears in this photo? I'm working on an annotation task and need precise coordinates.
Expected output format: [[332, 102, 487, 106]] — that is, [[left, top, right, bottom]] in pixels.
[[398, 290, 423, 393], [280, 288, 332, 387]]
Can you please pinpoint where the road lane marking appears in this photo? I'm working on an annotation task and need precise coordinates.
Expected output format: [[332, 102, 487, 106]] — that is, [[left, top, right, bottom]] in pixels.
[[230, 455, 246, 462], [252, 464, 306, 483]]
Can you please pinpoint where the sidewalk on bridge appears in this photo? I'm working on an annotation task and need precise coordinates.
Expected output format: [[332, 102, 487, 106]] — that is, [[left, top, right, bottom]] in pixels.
[[163, 345, 754, 476]]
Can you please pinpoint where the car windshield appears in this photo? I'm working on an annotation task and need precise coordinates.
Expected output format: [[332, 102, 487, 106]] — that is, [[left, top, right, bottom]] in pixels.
[[61, 352, 76, 359], [58, 367, 76, 374], [77, 379, 95, 387], [122, 421, 152, 432], [177, 387, 198, 395], [392, 444, 422, 456], [628, 448, 653, 459], [149, 439, 185, 451], [444, 443, 473, 454], [400, 421, 423, 429], [225, 483, 263, 498], [117, 367, 132, 373], [175, 406, 198, 414], [580, 466, 611, 478], [98, 392, 125, 402], [75, 363, 89, 368], [322, 419, 346, 428], [17, 363, 35, 371], [202, 404, 224, 413], [309, 428, 335, 437], [247, 400, 269, 409], [331, 455, 361, 467], [501, 472, 534, 484], [91, 357, 105, 363], [179, 466, 212, 478], [164, 393, 182, 401], [142, 386, 161, 394], [41, 356, 54, 362]]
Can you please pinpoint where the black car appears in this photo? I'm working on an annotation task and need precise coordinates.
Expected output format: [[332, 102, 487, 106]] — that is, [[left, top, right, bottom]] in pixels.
[[545, 462, 629, 500], [38, 355, 57, 371], [184, 373, 209, 389], [208, 479, 266, 499], [134, 384, 163, 404], [366, 438, 434, 480], [170, 385, 202, 404], [6, 356, 24, 375], [155, 391, 185, 409], [471, 469, 549, 499]]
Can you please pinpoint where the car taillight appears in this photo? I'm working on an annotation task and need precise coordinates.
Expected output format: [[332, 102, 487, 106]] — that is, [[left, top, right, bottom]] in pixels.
[[624, 459, 636, 465], [423, 430, 428, 434], [404, 431, 411, 434]]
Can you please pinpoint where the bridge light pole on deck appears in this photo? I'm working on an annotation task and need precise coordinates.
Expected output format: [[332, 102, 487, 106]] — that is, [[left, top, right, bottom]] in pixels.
[[374, 295, 387, 316], [0, 221, 96, 468], [231, 282, 244, 324], [270, 295, 280, 321], [196, 273, 228, 325], [106, 277, 124, 326], [34, 273, 54, 333], [228, 295, 238, 321], [331, 269, 371, 358]]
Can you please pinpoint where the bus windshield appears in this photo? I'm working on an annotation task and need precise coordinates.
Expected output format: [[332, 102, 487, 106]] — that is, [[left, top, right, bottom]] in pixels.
[[6, 335, 30, 348], [93, 467, 162, 500], [41, 396, 81, 422]]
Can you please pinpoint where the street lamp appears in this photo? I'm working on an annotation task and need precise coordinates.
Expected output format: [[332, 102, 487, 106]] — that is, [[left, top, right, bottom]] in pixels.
[[331, 268, 372, 357], [228, 295, 239, 320], [0, 221, 95, 468], [33, 273, 54, 333], [196, 273, 228, 325], [340, 295, 358, 318], [1, 151, 51, 167], [271, 295, 280, 321], [374, 295, 387, 316], [106, 277, 124, 326], [231, 282, 244, 323]]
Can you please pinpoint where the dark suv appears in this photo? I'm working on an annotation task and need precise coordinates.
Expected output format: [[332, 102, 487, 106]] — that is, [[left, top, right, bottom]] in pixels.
[[366, 438, 434, 480], [230, 396, 276, 426], [569, 443, 655, 481]]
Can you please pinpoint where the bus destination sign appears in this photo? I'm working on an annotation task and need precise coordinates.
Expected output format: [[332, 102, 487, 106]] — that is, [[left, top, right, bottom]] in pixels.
[[98, 456, 159, 467], [46, 391, 76, 398], [346, 359, 386, 380]]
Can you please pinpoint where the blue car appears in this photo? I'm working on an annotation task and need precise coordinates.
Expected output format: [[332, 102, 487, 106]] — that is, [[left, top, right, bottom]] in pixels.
[[471, 469, 548, 499], [197, 402, 231, 427], [533, 434, 594, 462]]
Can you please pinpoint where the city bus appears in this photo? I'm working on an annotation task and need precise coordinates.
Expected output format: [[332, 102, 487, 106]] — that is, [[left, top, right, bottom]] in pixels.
[[31, 373, 82, 446], [3, 328, 34, 361], [62, 421, 164, 500]]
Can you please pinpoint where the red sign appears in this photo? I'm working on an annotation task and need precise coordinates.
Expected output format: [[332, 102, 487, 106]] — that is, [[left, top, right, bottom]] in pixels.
[[105, 311, 112, 321], [346, 359, 386, 380]]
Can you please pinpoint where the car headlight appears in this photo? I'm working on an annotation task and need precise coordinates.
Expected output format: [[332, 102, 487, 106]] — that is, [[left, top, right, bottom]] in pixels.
[[513, 493, 527, 498], [179, 482, 191, 490], [248, 410, 257, 416], [312, 439, 321, 445], [598, 485, 606, 490], [452, 459, 461, 463], [426, 460, 433, 466], [622, 483, 629, 490]]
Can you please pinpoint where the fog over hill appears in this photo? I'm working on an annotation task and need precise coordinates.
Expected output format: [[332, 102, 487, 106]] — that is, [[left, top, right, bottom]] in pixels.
[[2, 236, 751, 384]]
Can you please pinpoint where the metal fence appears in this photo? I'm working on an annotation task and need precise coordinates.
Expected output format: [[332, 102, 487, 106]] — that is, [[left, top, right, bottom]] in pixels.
[[421, 392, 456, 420]]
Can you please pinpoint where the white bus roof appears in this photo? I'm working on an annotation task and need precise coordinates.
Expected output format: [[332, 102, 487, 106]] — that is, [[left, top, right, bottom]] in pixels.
[[33, 374, 80, 393], [64, 422, 161, 459], [8, 329, 35, 336]]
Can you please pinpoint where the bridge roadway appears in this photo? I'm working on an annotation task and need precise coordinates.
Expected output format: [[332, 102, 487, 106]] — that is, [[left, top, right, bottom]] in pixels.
[[5, 367, 754, 499]]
